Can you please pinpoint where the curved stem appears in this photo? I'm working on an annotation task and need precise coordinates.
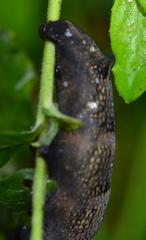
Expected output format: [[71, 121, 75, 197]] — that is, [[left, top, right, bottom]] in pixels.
[[31, 1, 62, 240]]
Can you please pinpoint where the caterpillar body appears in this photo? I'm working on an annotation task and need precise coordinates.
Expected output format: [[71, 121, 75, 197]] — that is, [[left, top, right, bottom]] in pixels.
[[39, 20, 115, 240]]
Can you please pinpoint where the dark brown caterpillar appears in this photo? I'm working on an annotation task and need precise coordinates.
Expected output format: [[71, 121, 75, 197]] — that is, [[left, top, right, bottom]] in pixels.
[[39, 20, 115, 240]]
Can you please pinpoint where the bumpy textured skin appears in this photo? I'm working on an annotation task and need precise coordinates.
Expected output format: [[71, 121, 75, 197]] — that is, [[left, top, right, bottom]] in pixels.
[[39, 20, 115, 240]]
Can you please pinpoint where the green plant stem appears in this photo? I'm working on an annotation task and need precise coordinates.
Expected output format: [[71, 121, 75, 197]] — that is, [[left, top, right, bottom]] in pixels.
[[36, 0, 62, 127], [31, 1, 62, 240], [36, 42, 55, 126], [31, 157, 47, 240]]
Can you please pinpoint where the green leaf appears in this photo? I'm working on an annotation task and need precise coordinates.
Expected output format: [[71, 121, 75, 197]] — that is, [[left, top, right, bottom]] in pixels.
[[0, 28, 37, 132], [0, 206, 30, 231], [110, 0, 146, 102], [136, 0, 146, 15], [0, 145, 22, 168], [0, 169, 34, 210], [0, 126, 41, 149], [0, 126, 41, 168], [43, 105, 83, 131], [32, 105, 83, 147]]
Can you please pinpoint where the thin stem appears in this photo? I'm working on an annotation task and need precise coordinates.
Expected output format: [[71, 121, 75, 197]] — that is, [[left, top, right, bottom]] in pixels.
[[31, 157, 47, 240], [31, 1, 63, 240], [36, 0, 63, 127], [47, 0, 63, 20], [36, 42, 55, 126]]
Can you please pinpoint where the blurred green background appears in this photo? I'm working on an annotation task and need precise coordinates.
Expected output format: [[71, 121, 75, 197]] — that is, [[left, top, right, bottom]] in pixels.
[[0, 0, 146, 239]]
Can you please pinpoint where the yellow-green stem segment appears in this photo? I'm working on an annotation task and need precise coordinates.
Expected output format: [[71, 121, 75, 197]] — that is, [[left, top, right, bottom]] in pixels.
[[36, 0, 63, 127], [31, 157, 47, 240], [31, 1, 63, 240]]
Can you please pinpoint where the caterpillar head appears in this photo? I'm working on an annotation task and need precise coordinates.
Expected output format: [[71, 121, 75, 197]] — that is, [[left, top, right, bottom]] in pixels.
[[39, 20, 73, 43]]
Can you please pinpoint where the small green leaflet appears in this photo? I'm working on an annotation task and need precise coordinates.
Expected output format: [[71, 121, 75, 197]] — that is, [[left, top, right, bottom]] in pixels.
[[110, 0, 146, 102], [0, 169, 34, 210], [0, 127, 41, 148], [32, 104, 83, 147], [0, 126, 41, 168], [0, 145, 23, 168], [43, 104, 83, 131]]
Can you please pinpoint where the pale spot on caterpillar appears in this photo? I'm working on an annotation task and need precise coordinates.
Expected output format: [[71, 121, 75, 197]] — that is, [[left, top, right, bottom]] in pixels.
[[64, 28, 72, 37]]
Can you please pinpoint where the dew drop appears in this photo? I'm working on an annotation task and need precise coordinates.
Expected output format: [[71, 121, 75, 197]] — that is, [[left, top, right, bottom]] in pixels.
[[110, 163, 113, 168], [90, 46, 96, 52], [95, 78, 99, 84], [64, 28, 72, 37], [86, 101, 98, 113], [82, 39, 86, 45], [55, 65, 60, 72], [55, 65, 61, 80], [63, 81, 69, 87]]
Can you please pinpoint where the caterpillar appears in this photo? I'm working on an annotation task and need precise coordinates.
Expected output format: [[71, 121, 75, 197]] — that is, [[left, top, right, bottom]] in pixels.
[[39, 20, 115, 240]]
